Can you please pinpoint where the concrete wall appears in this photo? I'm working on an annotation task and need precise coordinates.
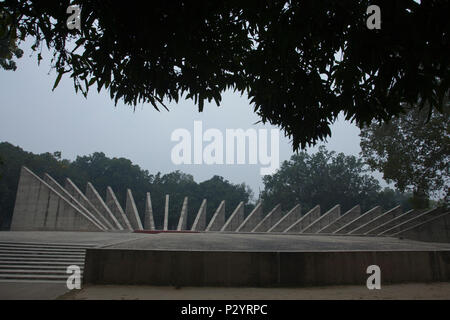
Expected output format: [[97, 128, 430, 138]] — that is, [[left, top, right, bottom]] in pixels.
[[236, 203, 263, 232], [206, 201, 225, 232], [83, 248, 450, 287], [106, 187, 132, 231], [191, 199, 207, 231], [267, 205, 301, 233], [11, 167, 102, 232], [351, 206, 402, 235], [318, 205, 360, 234], [394, 212, 450, 243], [221, 202, 244, 232], [302, 205, 340, 233], [334, 206, 382, 234], [285, 205, 320, 233], [65, 178, 115, 230], [252, 204, 282, 232], [85, 182, 123, 230]]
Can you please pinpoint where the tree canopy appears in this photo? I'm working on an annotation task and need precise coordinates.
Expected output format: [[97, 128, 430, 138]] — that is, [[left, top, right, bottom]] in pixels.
[[360, 100, 449, 208], [1, 0, 449, 149], [261, 146, 411, 213]]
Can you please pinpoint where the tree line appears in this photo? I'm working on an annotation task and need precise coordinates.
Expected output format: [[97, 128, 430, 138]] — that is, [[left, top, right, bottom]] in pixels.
[[0, 141, 428, 230]]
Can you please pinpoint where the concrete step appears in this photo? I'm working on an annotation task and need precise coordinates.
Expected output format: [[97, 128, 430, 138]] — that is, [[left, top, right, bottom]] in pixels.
[[0, 260, 84, 267], [0, 246, 85, 253], [0, 253, 85, 258], [0, 242, 97, 249], [0, 274, 74, 281], [0, 250, 85, 256], [0, 257, 85, 263], [0, 264, 84, 270], [0, 268, 82, 275]]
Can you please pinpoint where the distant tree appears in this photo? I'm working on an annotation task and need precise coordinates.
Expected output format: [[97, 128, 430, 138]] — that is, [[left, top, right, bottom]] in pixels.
[[360, 102, 450, 208], [261, 146, 408, 213], [1, 1, 449, 150]]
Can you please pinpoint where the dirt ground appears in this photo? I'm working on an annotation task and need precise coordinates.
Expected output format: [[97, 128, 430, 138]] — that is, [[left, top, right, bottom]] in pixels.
[[58, 282, 450, 300]]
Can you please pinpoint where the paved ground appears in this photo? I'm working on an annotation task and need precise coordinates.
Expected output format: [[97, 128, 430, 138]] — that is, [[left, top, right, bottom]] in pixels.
[[103, 232, 450, 251], [0, 281, 69, 300], [1, 231, 450, 251], [0, 231, 148, 247], [58, 282, 450, 300]]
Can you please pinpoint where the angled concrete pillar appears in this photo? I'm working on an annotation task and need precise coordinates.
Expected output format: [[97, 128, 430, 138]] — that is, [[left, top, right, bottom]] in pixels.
[[267, 204, 301, 232], [221, 202, 244, 232], [284, 205, 320, 233], [302, 205, 340, 233], [10, 167, 102, 232], [392, 211, 450, 243], [177, 197, 189, 231], [86, 182, 123, 230], [236, 202, 263, 232], [333, 206, 382, 234], [65, 178, 115, 230], [191, 199, 207, 231], [106, 187, 133, 231], [144, 192, 156, 230], [351, 205, 402, 235], [366, 209, 420, 235], [380, 207, 445, 236], [125, 189, 143, 230], [318, 205, 361, 234], [206, 200, 225, 232], [252, 204, 282, 232], [163, 194, 169, 230], [44, 173, 107, 231]]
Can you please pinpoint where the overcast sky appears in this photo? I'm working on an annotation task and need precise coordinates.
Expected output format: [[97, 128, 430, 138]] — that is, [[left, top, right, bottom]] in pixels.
[[0, 44, 385, 199]]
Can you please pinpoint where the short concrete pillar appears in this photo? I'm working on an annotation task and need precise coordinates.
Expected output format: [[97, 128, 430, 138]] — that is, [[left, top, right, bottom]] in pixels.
[[206, 201, 226, 232], [163, 194, 169, 230], [191, 199, 207, 231], [125, 189, 143, 230], [144, 192, 156, 230], [177, 197, 189, 231]]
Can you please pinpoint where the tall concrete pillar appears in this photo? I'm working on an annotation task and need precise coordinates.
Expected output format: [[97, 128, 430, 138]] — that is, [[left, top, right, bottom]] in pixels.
[[318, 205, 361, 234], [163, 194, 169, 230], [86, 182, 123, 230], [125, 189, 143, 230], [65, 178, 115, 230], [252, 204, 282, 232], [44, 174, 107, 231], [106, 187, 133, 231], [10, 167, 102, 232], [206, 201, 225, 232], [333, 206, 382, 234], [302, 205, 340, 233], [236, 202, 263, 232], [267, 204, 301, 232], [144, 192, 156, 230], [191, 199, 207, 231], [284, 205, 320, 233], [221, 202, 244, 232], [351, 205, 402, 235], [177, 197, 189, 231]]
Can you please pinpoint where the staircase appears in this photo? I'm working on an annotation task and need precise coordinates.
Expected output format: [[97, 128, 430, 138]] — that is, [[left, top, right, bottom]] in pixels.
[[0, 242, 97, 282]]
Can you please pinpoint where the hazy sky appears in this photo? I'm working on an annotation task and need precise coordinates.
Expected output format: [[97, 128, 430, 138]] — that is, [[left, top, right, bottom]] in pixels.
[[0, 44, 384, 199]]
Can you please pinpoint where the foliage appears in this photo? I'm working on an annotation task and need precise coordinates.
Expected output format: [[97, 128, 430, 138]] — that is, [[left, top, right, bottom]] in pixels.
[[261, 146, 411, 213], [360, 101, 450, 208], [1, 1, 449, 149]]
